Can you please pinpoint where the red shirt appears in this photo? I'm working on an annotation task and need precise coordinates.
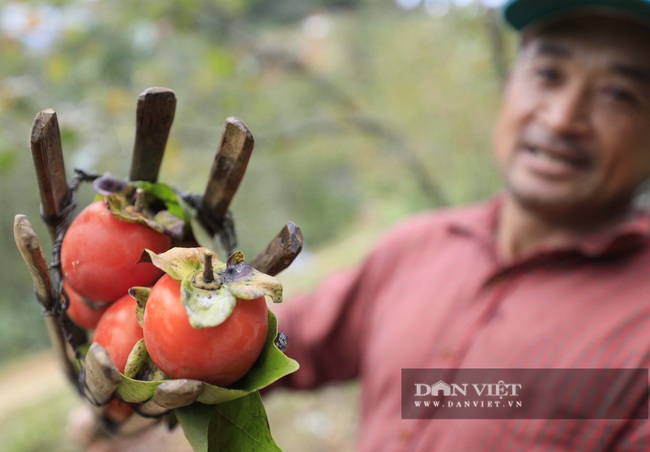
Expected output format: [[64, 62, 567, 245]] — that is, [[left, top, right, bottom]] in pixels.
[[273, 198, 650, 451]]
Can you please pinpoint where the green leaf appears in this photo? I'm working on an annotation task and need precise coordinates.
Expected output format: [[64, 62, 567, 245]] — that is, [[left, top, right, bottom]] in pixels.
[[143, 247, 218, 281], [176, 392, 282, 452], [116, 377, 163, 403], [174, 402, 214, 452], [123, 339, 149, 379], [129, 286, 151, 327], [131, 180, 187, 222], [123, 339, 167, 382]]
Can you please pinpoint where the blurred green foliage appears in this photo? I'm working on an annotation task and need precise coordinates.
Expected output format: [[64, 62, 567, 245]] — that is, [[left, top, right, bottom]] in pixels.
[[0, 1, 515, 364]]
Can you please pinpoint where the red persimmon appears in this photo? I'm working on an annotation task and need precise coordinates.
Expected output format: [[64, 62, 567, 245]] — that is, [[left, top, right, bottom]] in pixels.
[[103, 399, 134, 423], [143, 274, 268, 387], [63, 282, 108, 330], [61, 200, 171, 303], [92, 293, 144, 373]]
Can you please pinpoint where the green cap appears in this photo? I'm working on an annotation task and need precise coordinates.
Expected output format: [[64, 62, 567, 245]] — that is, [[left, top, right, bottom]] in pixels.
[[503, 0, 650, 30]]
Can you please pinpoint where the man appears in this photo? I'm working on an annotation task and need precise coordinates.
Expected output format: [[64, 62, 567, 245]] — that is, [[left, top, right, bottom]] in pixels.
[[72, 0, 650, 450], [271, 0, 650, 450]]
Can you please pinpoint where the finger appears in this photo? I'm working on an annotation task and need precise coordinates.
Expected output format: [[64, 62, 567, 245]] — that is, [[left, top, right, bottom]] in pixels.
[[84, 342, 122, 405], [138, 379, 205, 417]]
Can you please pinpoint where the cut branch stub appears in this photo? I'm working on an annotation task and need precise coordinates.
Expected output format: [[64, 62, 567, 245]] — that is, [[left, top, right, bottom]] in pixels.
[[30, 109, 69, 242], [13, 214, 79, 385], [84, 343, 122, 405], [202, 116, 254, 221], [138, 379, 205, 417], [129, 87, 176, 183], [250, 222, 304, 277], [13, 214, 56, 311]]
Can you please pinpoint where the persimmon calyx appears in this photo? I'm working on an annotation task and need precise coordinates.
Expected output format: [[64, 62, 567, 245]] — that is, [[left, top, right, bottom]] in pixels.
[[92, 173, 185, 240], [139, 247, 283, 328]]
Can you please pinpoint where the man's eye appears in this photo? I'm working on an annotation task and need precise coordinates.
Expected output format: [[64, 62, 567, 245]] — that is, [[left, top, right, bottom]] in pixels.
[[603, 86, 637, 104], [534, 67, 561, 83]]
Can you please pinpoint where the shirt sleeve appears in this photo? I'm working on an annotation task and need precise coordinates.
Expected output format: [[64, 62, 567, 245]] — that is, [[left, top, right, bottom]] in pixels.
[[271, 264, 370, 389], [269, 211, 447, 391]]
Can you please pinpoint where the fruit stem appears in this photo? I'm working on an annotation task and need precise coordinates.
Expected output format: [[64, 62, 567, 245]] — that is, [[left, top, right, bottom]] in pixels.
[[134, 188, 145, 213], [203, 251, 215, 283]]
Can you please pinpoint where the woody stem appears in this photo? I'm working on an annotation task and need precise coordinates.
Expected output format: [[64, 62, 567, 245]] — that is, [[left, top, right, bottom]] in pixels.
[[134, 188, 145, 213], [203, 251, 214, 283]]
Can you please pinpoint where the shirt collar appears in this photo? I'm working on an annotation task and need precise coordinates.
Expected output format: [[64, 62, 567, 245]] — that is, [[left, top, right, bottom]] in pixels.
[[448, 195, 650, 260]]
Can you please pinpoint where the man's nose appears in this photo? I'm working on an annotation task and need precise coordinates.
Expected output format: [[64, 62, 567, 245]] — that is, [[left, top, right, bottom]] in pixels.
[[540, 83, 591, 135]]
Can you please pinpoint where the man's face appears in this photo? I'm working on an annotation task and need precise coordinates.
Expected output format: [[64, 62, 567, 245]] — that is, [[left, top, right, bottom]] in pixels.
[[493, 14, 650, 225]]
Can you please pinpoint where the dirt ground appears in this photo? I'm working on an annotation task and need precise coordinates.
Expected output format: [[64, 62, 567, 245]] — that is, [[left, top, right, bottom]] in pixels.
[[0, 351, 359, 451], [0, 352, 68, 418]]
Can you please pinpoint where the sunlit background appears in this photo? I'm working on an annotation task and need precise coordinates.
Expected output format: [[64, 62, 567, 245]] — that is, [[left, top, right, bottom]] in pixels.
[[0, 0, 515, 449]]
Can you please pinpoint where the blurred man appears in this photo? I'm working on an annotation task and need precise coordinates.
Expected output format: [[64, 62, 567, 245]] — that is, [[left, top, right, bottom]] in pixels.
[[273, 1, 650, 450]]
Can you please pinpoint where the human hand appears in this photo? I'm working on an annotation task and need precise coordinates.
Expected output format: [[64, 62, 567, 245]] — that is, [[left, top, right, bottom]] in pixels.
[[82, 342, 205, 420]]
